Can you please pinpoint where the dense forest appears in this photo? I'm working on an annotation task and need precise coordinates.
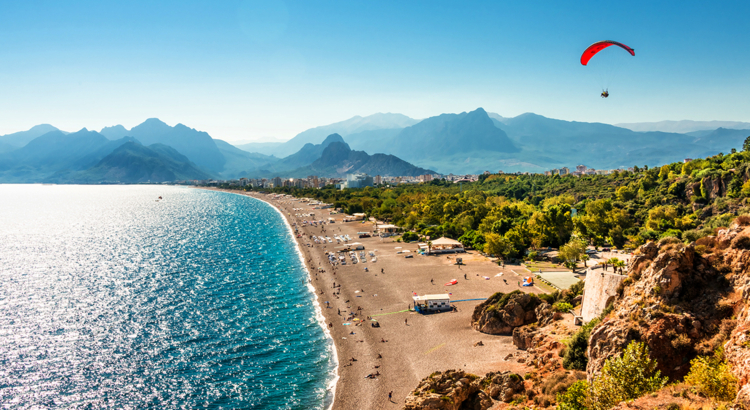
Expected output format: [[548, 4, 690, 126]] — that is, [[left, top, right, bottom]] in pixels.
[[220, 138, 750, 260]]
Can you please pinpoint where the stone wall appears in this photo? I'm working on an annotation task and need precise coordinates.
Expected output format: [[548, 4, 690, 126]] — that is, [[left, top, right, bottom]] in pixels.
[[580, 267, 626, 322]]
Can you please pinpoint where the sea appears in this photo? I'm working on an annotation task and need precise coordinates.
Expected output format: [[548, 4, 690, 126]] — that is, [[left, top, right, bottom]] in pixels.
[[0, 185, 335, 409]]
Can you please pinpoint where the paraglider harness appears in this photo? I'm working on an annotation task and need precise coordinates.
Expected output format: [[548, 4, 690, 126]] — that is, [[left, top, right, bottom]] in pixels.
[[601, 89, 609, 98]]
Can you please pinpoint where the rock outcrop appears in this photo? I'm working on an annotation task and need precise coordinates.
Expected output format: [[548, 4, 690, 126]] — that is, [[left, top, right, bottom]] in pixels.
[[471, 291, 542, 335], [586, 237, 735, 381], [715, 221, 750, 405], [403, 370, 524, 410]]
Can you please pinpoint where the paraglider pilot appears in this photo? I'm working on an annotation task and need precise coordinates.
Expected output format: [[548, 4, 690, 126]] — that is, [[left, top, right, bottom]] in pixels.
[[601, 90, 609, 98]]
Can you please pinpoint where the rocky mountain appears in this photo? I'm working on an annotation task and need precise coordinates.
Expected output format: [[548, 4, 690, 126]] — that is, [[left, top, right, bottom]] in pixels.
[[345, 108, 517, 163], [274, 133, 345, 170], [100, 124, 129, 139], [0, 124, 61, 150], [61, 141, 214, 183], [285, 140, 434, 178], [0, 129, 136, 182], [123, 119, 226, 173], [243, 113, 419, 157], [101, 119, 278, 177]]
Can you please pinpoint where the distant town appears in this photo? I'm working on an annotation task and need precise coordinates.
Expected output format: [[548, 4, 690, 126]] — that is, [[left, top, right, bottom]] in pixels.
[[193, 159, 695, 189]]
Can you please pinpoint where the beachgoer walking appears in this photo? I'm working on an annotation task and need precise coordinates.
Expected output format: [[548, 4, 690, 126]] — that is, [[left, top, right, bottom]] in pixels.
[[388, 391, 393, 401], [464, 273, 467, 280], [430, 278, 434, 284], [404, 318, 408, 325]]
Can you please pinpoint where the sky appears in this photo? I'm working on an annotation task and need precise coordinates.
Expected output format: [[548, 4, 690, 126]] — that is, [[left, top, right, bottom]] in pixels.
[[1, 0, 749, 142]]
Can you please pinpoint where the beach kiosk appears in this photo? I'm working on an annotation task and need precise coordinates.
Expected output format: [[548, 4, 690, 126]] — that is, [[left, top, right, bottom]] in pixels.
[[412, 294, 452, 313], [428, 237, 465, 254]]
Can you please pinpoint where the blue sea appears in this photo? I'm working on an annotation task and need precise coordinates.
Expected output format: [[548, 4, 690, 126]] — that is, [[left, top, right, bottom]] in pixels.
[[0, 185, 335, 409]]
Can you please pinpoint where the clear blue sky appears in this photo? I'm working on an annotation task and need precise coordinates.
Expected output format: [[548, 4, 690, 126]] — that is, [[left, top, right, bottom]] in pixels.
[[1, 0, 748, 141]]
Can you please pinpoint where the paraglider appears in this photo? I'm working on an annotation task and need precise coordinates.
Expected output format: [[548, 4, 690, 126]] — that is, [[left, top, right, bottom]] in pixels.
[[581, 40, 635, 98], [580, 41, 635, 66]]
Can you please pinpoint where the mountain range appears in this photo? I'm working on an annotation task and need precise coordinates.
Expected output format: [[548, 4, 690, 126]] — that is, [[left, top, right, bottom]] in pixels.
[[1, 110, 748, 183], [615, 120, 750, 133], [237, 113, 419, 157], [0, 119, 431, 183]]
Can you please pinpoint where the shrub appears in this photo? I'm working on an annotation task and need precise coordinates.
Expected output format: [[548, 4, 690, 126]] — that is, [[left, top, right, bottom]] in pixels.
[[556, 380, 589, 410], [553, 302, 574, 313], [563, 318, 600, 370], [659, 229, 683, 241], [684, 349, 737, 401], [401, 231, 419, 242], [682, 226, 714, 243], [670, 333, 692, 350], [734, 214, 750, 227], [587, 341, 668, 410], [731, 235, 750, 250]]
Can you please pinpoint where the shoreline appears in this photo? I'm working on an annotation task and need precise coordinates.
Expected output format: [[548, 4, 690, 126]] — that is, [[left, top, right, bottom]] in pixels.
[[198, 187, 541, 409], [200, 187, 340, 410], [259, 191, 340, 410]]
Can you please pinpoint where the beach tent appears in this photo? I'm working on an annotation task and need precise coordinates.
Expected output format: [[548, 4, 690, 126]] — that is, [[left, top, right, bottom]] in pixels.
[[445, 279, 458, 286]]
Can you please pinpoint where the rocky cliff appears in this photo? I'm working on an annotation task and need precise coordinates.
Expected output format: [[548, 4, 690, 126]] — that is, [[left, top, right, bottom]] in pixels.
[[471, 291, 542, 335], [403, 370, 525, 410], [586, 237, 735, 380], [713, 220, 750, 405]]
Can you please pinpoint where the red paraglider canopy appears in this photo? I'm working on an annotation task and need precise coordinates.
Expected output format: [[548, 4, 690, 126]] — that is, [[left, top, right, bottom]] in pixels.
[[580, 41, 635, 65]]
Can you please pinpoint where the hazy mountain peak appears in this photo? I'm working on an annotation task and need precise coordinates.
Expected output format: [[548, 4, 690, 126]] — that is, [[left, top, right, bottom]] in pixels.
[[615, 120, 750, 133], [274, 113, 419, 157], [321, 133, 345, 145], [28, 124, 59, 133], [100, 125, 129, 140], [131, 118, 171, 133]]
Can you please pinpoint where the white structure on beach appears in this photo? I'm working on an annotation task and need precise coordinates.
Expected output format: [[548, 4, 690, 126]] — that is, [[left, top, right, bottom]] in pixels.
[[426, 237, 465, 254], [412, 294, 451, 313]]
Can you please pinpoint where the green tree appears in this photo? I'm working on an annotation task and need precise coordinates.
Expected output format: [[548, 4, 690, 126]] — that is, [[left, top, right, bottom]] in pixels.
[[615, 186, 635, 201], [684, 349, 737, 401], [559, 238, 587, 272], [557, 380, 589, 410], [744, 136, 750, 152], [527, 204, 573, 248], [484, 233, 513, 259], [577, 199, 631, 247], [563, 318, 600, 370], [588, 341, 668, 410]]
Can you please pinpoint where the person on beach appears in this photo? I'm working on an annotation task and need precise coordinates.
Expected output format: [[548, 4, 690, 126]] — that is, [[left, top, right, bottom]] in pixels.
[[404, 318, 408, 325], [388, 391, 393, 401], [431, 278, 434, 284]]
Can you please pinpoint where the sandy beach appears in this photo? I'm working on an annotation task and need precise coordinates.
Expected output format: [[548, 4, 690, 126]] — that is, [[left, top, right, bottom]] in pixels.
[[199, 188, 544, 409]]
